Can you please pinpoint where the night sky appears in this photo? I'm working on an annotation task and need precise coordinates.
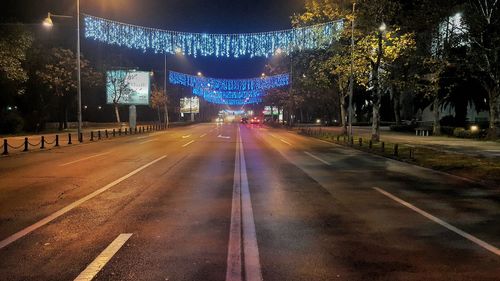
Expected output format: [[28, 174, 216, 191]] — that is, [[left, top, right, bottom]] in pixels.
[[2, 0, 306, 78]]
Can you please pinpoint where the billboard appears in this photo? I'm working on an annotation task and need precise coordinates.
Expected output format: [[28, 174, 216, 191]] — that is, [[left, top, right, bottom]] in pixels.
[[263, 106, 279, 116], [106, 70, 151, 105], [180, 97, 200, 113]]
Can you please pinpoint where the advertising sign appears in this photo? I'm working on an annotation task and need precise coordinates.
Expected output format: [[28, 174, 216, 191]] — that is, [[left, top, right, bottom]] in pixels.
[[180, 97, 200, 113], [106, 70, 151, 105], [263, 106, 279, 116]]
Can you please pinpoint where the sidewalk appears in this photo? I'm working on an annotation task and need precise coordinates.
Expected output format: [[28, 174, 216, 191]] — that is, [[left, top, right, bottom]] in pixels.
[[305, 126, 500, 159]]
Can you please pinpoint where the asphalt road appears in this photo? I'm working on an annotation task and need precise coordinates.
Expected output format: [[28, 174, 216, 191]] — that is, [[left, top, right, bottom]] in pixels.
[[0, 123, 498, 281]]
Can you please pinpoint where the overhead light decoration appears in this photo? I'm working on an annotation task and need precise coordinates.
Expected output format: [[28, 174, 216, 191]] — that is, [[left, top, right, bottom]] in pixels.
[[169, 71, 289, 91], [83, 14, 344, 58], [192, 88, 263, 99], [170, 71, 289, 105]]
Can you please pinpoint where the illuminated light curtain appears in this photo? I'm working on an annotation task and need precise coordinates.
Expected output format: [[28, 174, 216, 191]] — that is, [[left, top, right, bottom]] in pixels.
[[202, 95, 263, 105], [170, 71, 289, 91], [83, 14, 344, 58], [192, 88, 263, 105], [192, 88, 263, 99]]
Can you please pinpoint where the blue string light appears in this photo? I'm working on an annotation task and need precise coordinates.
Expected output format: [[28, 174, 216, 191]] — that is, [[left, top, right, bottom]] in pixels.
[[192, 88, 263, 99], [169, 71, 289, 91], [83, 14, 344, 58]]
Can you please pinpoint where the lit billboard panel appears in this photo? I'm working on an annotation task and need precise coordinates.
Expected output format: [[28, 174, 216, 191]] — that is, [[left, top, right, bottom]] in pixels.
[[180, 97, 200, 113], [106, 70, 151, 105]]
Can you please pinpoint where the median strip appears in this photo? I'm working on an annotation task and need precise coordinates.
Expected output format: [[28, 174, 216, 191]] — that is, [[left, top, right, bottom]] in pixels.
[[74, 233, 133, 281], [0, 155, 167, 250], [373, 187, 500, 256]]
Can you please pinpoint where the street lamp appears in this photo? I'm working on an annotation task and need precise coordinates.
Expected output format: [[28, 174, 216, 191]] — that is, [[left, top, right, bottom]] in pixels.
[[43, 0, 82, 141], [379, 22, 387, 32], [197, 72, 203, 77]]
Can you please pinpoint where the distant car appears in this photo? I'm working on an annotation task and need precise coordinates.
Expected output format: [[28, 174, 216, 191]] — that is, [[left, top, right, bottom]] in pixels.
[[250, 117, 261, 124], [241, 117, 248, 124]]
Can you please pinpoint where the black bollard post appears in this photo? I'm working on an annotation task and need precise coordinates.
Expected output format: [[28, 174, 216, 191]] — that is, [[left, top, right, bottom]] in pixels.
[[119, 128, 122, 136], [98, 130, 101, 140], [409, 148, 414, 159], [90, 131, 94, 141], [23, 137, 28, 152], [359, 138, 362, 147], [79, 133, 83, 143], [135, 127, 137, 134], [68, 133, 72, 144], [105, 130, 108, 138], [394, 144, 399, 156], [369, 140, 372, 149], [55, 135, 59, 147], [40, 136, 45, 149], [2, 139, 8, 155], [381, 142, 385, 153], [113, 129, 116, 137]]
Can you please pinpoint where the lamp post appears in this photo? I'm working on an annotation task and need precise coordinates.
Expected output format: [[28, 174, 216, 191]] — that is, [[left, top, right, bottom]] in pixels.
[[43, 0, 82, 141], [348, 2, 356, 141]]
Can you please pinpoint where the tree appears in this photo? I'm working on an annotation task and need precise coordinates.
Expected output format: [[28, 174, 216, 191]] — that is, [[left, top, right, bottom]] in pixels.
[[150, 83, 169, 125], [0, 26, 33, 118], [37, 48, 101, 130], [107, 70, 135, 123], [465, 0, 500, 138]]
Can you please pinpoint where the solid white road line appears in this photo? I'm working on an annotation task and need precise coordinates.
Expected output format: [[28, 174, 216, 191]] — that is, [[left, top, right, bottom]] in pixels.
[[74, 233, 133, 281], [59, 152, 112, 167], [181, 134, 192, 139], [239, 129, 263, 281], [225, 127, 262, 281], [373, 187, 500, 256], [226, 132, 242, 281], [199, 133, 207, 138], [280, 139, 292, 146], [304, 151, 331, 166], [182, 140, 195, 147], [218, 135, 231, 139], [139, 138, 158, 145], [0, 156, 167, 250]]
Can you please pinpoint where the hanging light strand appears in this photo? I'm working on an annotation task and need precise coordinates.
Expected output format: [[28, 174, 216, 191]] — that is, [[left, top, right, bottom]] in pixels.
[[83, 14, 344, 58], [169, 71, 289, 91]]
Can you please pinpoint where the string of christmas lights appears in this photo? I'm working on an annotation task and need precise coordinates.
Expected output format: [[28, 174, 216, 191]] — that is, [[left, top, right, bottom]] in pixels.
[[202, 95, 263, 105], [83, 14, 344, 58], [192, 88, 263, 99], [169, 71, 289, 91]]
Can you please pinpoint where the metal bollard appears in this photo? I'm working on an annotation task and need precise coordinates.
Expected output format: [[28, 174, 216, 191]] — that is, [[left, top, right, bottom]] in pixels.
[[90, 131, 94, 141], [135, 127, 137, 134], [79, 133, 83, 143], [55, 135, 59, 147], [359, 138, 362, 147], [23, 137, 28, 152], [2, 139, 8, 155], [105, 130, 108, 138], [349, 137, 354, 146], [98, 130, 101, 140], [369, 140, 372, 149], [381, 142, 385, 152], [337, 135, 340, 142], [68, 133, 72, 144], [41, 136, 45, 149], [125, 128, 128, 135], [394, 144, 399, 156], [113, 129, 116, 137], [119, 128, 122, 136], [409, 148, 414, 159]]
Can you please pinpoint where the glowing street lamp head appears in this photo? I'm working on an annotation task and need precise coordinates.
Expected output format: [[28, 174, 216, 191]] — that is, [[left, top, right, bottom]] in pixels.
[[197, 72, 203, 77], [43, 13, 54, 28], [379, 22, 387, 32]]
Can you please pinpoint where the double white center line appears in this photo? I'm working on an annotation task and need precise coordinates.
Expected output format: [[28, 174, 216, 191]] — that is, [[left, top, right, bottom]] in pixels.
[[226, 127, 262, 281]]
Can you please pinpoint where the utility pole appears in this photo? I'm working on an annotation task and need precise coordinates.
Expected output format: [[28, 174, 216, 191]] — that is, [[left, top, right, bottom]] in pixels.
[[76, 0, 82, 141], [164, 54, 169, 128]]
